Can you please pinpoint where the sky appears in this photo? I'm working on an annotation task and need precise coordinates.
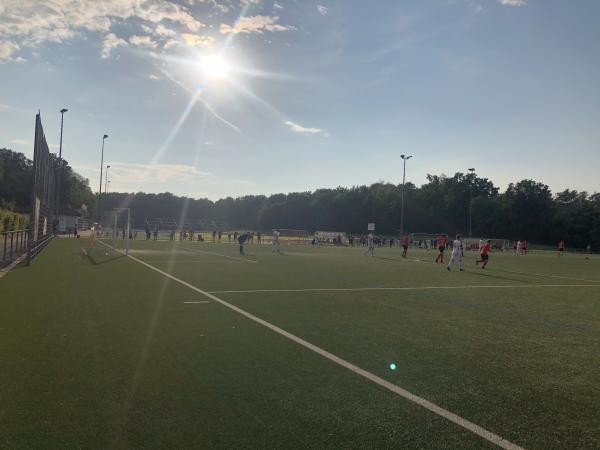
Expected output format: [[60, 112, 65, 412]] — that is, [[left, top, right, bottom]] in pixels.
[[1, 0, 599, 200]]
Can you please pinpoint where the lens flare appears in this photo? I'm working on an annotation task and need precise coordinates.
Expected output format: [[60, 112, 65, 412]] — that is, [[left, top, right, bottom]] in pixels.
[[201, 55, 229, 78]]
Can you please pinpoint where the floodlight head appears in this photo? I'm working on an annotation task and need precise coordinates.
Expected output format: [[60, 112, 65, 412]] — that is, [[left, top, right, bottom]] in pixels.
[[60, 108, 68, 114], [103, 134, 109, 139], [106, 165, 111, 169], [468, 167, 475, 172]]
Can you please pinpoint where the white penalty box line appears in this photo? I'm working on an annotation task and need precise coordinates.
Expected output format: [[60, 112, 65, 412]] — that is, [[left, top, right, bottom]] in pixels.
[[97, 240, 523, 450], [209, 284, 600, 295]]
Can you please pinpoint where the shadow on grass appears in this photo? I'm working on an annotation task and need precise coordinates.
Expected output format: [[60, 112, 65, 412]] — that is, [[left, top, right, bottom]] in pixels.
[[464, 270, 528, 283], [81, 249, 125, 266]]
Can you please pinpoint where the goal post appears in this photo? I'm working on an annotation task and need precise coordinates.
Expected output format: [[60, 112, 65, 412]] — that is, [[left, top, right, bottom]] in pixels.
[[98, 208, 131, 255]]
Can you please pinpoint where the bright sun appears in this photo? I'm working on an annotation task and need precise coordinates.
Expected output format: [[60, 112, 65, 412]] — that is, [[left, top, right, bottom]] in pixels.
[[201, 55, 229, 79]]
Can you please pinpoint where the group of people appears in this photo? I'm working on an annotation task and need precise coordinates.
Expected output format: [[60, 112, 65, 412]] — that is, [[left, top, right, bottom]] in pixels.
[[238, 229, 280, 254]]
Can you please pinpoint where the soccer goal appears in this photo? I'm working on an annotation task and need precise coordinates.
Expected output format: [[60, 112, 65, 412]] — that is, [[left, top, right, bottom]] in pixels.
[[97, 208, 131, 255], [463, 237, 511, 252]]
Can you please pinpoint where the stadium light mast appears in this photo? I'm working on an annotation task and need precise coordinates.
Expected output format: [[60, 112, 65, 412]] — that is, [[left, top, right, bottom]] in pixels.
[[400, 154, 413, 238], [107, 180, 111, 193], [468, 167, 476, 237], [55, 108, 68, 232], [104, 165, 111, 194], [97, 134, 108, 220]]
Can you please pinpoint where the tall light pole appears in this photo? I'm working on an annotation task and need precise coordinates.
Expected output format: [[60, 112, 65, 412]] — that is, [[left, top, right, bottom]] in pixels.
[[107, 180, 111, 193], [400, 154, 413, 238], [55, 108, 68, 232], [468, 167, 475, 237], [104, 165, 111, 194], [97, 134, 108, 220]]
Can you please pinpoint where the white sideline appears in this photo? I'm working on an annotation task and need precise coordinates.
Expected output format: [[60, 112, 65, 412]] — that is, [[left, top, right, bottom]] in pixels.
[[209, 284, 600, 294], [184, 301, 210, 304], [97, 240, 523, 450]]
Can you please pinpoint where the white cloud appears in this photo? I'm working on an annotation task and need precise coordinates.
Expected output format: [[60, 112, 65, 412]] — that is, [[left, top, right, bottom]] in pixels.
[[284, 120, 328, 136], [190, 0, 231, 13], [499, 0, 526, 6], [155, 24, 176, 36], [148, 74, 160, 80], [101, 33, 127, 59], [9, 138, 33, 146], [108, 163, 210, 183], [0, 41, 20, 61], [163, 38, 181, 49], [181, 33, 215, 47], [273, 2, 283, 10], [0, 0, 204, 61], [317, 5, 328, 15], [129, 35, 158, 48], [220, 15, 294, 34], [73, 162, 211, 191]]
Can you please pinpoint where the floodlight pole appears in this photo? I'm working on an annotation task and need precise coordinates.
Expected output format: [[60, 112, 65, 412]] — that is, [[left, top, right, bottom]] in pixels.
[[400, 154, 413, 238], [468, 167, 475, 237], [104, 165, 111, 194], [55, 108, 68, 232], [97, 134, 108, 220]]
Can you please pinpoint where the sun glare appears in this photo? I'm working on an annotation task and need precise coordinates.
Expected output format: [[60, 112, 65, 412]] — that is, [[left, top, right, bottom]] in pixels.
[[201, 55, 229, 79]]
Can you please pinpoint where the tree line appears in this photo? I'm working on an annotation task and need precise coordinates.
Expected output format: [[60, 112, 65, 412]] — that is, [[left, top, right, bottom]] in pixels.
[[2, 147, 599, 248]]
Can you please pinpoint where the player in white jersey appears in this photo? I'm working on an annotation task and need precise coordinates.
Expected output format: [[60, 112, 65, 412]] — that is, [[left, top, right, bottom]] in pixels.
[[447, 234, 464, 272], [365, 232, 375, 256], [272, 229, 281, 253]]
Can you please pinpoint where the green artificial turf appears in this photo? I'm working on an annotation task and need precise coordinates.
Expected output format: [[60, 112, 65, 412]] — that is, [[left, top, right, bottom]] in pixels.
[[1, 238, 599, 449]]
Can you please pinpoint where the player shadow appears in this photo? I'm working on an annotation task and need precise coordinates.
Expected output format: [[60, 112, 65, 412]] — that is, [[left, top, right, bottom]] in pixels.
[[372, 256, 408, 262], [465, 270, 528, 283], [81, 250, 125, 266]]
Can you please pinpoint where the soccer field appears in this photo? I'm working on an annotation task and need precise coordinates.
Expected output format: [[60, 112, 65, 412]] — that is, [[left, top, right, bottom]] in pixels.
[[2, 238, 599, 449]]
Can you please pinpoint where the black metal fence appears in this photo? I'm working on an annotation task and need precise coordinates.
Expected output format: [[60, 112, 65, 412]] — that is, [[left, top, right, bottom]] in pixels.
[[27, 113, 57, 265], [1, 229, 28, 266]]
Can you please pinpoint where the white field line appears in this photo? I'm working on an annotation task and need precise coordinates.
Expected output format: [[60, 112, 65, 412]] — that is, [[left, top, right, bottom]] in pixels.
[[184, 301, 210, 304], [142, 260, 235, 264], [498, 270, 600, 284], [208, 284, 600, 294], [97, 240, 523, 450], [180, 246, 258, 263], [383, 254, 600, 284]]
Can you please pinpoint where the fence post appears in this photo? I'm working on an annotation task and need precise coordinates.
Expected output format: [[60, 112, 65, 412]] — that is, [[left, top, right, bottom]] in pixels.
[[2, 233, 6, 261], [10, 232, 14, 258]]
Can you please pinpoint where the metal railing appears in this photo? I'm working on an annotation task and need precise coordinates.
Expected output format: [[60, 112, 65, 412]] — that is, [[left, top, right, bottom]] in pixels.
[[1, 229, 28, 265]]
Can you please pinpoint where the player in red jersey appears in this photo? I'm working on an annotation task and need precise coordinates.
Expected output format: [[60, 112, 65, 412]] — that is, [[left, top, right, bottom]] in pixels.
[[435, 234, 447, 263], [476, 239, 492, 268], [401, 235, 409, 258]]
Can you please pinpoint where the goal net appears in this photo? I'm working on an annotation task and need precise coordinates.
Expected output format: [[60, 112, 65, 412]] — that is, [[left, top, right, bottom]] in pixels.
[[463, 237, 511, 252], [315, 230, 347, 246], [92, 208, 131, 257]]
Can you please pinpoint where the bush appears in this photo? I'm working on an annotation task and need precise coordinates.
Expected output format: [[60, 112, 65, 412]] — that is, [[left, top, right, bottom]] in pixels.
[[0, 209, 28, 232]]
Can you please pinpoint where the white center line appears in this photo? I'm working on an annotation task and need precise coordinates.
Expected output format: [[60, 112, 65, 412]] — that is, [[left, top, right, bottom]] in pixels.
[[97, 240, 524, 450]]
